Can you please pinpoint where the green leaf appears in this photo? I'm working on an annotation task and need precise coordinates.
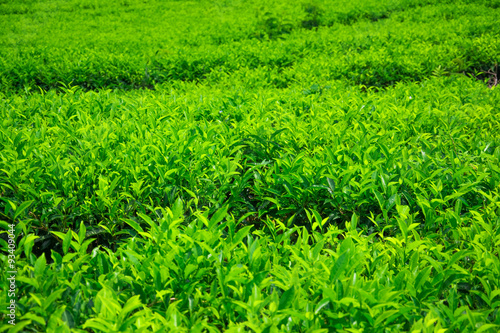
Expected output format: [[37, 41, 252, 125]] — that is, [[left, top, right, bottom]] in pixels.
[[311, 209, 323, 228], [278, 286, 295, 310], [233, 225, 253, 245], [6, 199, 16, 213], [329, 252, 348, 282], [16, 276, 39, 288], [314, 299, 330, 314], [184, 264, 198, 279], [20, 313, 45, 326], [0, 220, 10, 231], [83, 318, 114, 331], [61, 310, 75, 329], [51, 231, 65, 239], [326, 177, 335, 194], [209, 205, 228, 229], [283, 180, 295, 196], [476, 324, 499, 333], [448, 250, 473, 267], [80, 238, 96, 255], [137, 213, 156, 229], [13, 200, 33, 221], [63, 230, 72, 255], [373, 190, 385, 212], [374, 310, 400, 327], [415, 266, 432, 292], [231, 300, 251, 312], [350, 213, 358, 231], [43, 289, 66, 311], [2, 320, 32, 333], [120, 295, 143, 318], [263, 197, 280, 208], [172, 197, 184, 220], [34, 253, 46, 277], [78, 221, 86, 244], [123, 218, 145, 234], [22, 234, 38, 257]]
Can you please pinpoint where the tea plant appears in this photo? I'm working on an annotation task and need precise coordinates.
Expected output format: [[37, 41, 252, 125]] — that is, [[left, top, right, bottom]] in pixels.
[[1, 0, 500, 332]]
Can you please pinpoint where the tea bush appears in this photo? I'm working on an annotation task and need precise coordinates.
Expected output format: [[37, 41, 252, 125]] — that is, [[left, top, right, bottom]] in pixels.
[[1, 0, 499, 93], [1, 0, 500, 332]]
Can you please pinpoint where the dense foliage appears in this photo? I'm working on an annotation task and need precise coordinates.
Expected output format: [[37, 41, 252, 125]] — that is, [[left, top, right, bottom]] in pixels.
[[1, 0, 499, 332]]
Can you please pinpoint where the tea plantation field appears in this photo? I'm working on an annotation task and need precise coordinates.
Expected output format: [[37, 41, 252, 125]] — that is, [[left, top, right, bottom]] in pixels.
[[1, 0, 500, 331]]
